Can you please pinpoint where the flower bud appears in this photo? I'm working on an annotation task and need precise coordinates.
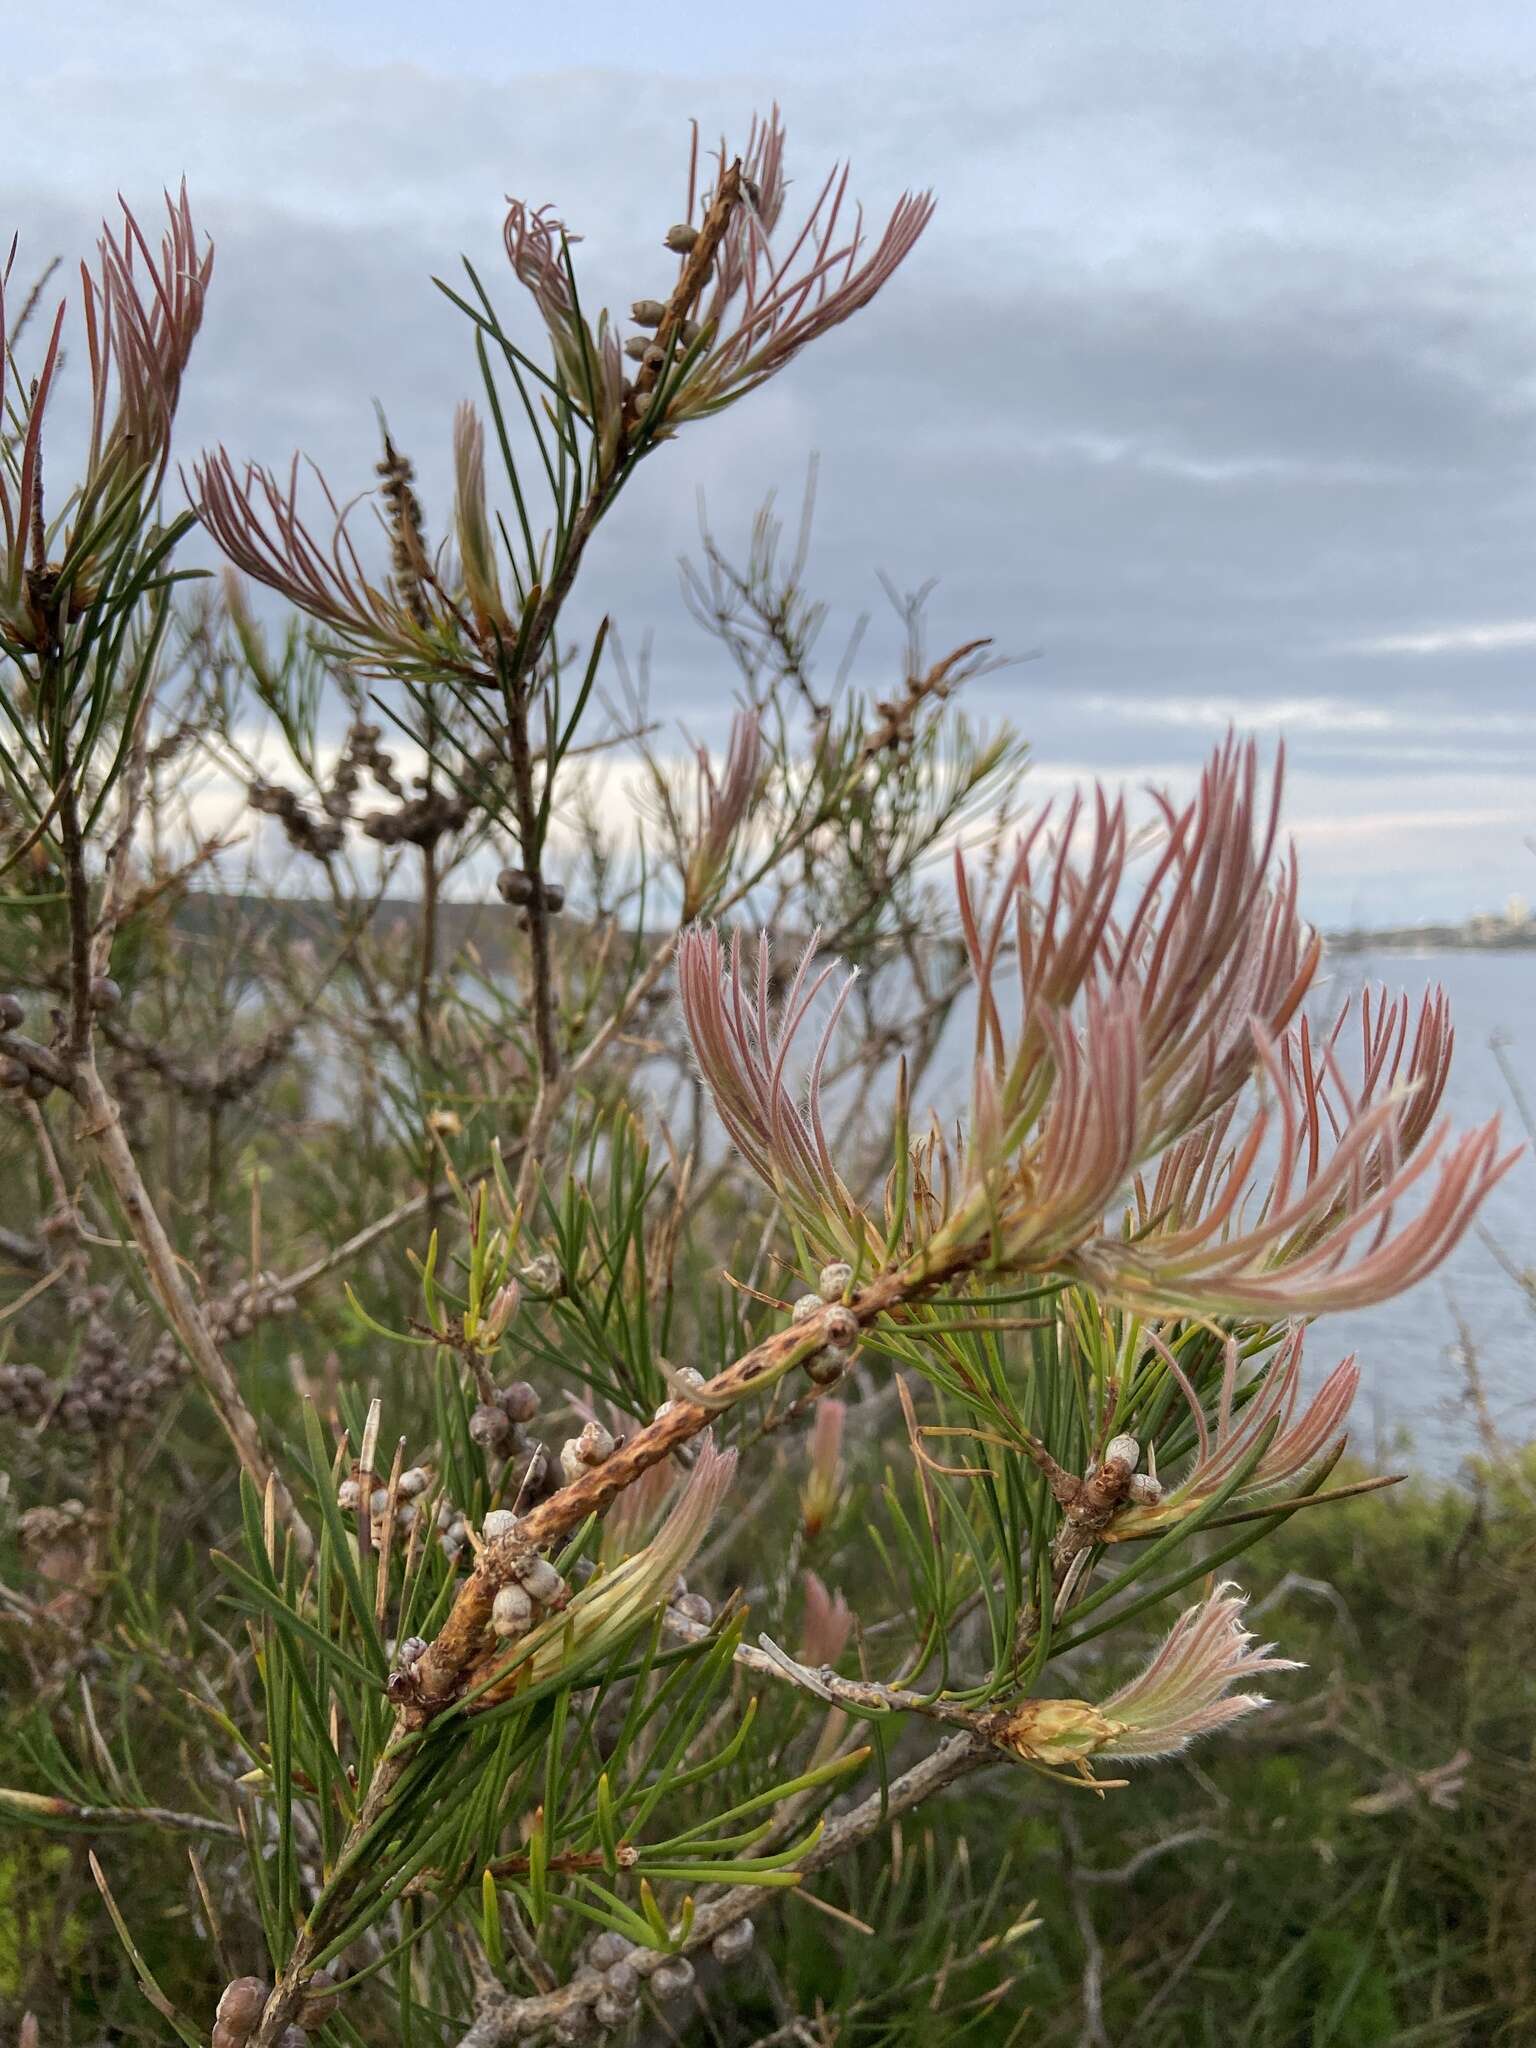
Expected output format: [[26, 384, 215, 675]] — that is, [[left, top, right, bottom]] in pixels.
[[1104, 1434, 1140, 1471], [664, 223, 699, 253], [630, 299, 667, 327], [482, 1280, 521, 1341], [674, 1591, 712, 1626], [89, 975, 122, 1010], [336, 1478, 360, 1511], [369, 1487, 390, 1516], [395, 1635, 428, 1667], [817, 1262, 853, 1303], [791, 1294, 822, 1325], [482, 1508, 521, 1542], [0, 994, 22, 1030], [496, 867, 535, 905], [397, 1466, 431, 1497], [623, 334, 653, 362], [1128, 1472, 1164, 1506], [211, 2025, 246, 2048]]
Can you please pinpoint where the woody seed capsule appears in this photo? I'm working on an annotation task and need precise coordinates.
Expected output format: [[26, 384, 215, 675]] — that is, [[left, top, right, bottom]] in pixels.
[[499, 1380, 540, 1423], [817, 1262, 853, 1302], [805, 1351, 845, 1387], [491, 1582, 533, 1637], [513, 1553, 566, 1605], [216, 1977, 269, 2031], [587, 1932, 632, 1970], [470, 1403, 513, 1451], [711, 1916, 755, 1963], [822, 1305, 858, 1350], [298, 1973, 339, 2024], [651, 1957, 695, 2000]]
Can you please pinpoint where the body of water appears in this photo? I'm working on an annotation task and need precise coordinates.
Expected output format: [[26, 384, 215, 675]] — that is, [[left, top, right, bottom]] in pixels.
[[913, 949, 1536, 1474], [1308, 950, 1536, 1473]]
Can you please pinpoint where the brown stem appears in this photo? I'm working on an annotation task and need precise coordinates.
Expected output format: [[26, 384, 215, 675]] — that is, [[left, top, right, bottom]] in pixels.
[[454, 1733, 993, 2046], [408, 1244, 982, 1719], [58, 774, 95, 1062], [70, 1055, 312, 1560]]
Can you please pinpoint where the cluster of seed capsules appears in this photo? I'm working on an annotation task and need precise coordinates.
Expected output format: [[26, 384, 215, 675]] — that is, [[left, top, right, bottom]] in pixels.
[[0, 983, 118, 1102], [789, 1262, 862, 1384], [556, 1918, 756, 2040]]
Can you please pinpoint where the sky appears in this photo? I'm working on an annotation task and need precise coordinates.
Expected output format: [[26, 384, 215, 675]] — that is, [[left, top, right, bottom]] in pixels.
[[10, 0, 1536, 925]]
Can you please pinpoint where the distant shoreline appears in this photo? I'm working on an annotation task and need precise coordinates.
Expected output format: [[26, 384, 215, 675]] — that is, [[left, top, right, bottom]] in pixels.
[[164, 892, 1536, 962], [1326, 925, 1536, 955]]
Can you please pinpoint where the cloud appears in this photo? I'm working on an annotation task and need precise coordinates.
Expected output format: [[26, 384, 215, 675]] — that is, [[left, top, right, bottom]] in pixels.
[[10, 3, 1536, 930], [1340, 620, 1536, 656]]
